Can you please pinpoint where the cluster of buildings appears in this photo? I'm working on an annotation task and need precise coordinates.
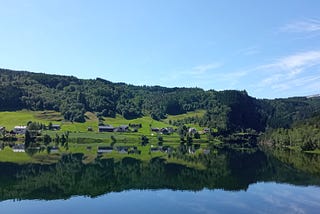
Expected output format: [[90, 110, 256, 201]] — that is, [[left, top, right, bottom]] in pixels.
[[0, 124, 61, 135], [151, 127, 175, 134], [97, 146, 141, 154], [98, 125, 130, 132]]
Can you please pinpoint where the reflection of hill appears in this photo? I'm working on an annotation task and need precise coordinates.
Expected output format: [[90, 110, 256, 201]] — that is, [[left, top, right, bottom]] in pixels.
[[0, 150, 320, 201]]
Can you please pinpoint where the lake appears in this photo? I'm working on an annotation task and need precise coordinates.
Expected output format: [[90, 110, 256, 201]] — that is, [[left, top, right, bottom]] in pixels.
[[0, 148, 320, 214]]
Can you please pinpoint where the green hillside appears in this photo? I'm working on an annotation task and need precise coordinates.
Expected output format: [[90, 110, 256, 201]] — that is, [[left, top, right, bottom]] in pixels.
[[1, 69, 320, 133]]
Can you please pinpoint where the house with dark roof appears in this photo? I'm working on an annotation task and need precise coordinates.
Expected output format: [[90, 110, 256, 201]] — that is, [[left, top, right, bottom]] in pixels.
[[51, 124, 61, 130], [13, 126, 27, 134], [12, 144, 25, 152], [99, 125, 114, 132], [97, 146, 113, 153], [115, 125, 129, 132]]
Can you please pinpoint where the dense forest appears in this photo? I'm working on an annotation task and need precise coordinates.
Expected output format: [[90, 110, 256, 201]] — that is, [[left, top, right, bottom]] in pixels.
[[1, 69, 320, 133]]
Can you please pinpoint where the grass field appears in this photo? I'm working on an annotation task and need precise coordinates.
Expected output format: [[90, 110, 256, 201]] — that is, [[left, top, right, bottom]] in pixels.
[[0, 110, 176, 133], [0, 110, 208, 134], [0, 110, 211, 166]]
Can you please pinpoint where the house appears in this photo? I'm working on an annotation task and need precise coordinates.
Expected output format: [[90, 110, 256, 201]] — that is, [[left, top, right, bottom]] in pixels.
[[87, 127, 93, 131], [188, 128, 197, 134], [12, 144, 25, 152], [97, 146, 113, 153], [151, 127, 160, 132], [203, 128, 210, 133], [51, 124, 61, 130], [166, 127, 174, 133], [150, 147, 161, 152], [115, 125, 129, 132], [161, 146, 172, 153], [160, 127, 174, 135], [99, 125, 114, 132], [160, 128, 169, 135], [13, 126, 27, 134]]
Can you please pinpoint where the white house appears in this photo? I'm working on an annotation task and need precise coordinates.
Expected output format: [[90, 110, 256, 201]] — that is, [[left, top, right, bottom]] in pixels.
[[13, 126, 27, 134], [13, 144, 25, 152]]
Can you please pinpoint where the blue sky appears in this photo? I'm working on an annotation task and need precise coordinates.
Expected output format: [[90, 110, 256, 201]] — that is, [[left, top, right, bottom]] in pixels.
[[0, 0, 320, 98]]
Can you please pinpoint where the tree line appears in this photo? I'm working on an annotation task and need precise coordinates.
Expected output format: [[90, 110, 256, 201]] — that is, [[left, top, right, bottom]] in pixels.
[[1, 69, 320, 134]]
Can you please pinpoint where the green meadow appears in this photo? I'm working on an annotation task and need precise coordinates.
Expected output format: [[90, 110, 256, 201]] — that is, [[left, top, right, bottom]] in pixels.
[[0, 110, 211, 166]]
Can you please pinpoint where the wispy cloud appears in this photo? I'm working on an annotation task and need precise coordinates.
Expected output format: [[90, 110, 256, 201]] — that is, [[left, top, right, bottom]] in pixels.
[[236, 46, 260, 56], [281, 19, 320, 33], [252, 50, 320, 96], [190, 63, 222, 75]]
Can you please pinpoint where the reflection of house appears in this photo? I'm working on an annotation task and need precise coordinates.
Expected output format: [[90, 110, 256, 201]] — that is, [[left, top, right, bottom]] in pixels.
[[203, 149, 210, 155], [13, 126, 27, 134], [0, 126, 5, 131], [13, 144, 25, 152], [52, 124, 61, 130], [116, 146, 129, 154], [99, 125, 114, 132], [51, 146, 59, 153], [97, 146, 113, 153], [115, 125, 129, 132]]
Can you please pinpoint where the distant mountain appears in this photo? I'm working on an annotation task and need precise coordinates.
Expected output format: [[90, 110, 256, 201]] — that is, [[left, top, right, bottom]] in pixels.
[[1, 68, 320, 132]]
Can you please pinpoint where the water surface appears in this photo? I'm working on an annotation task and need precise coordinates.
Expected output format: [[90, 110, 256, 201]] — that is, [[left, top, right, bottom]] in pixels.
[[0, 149, 319, 213]]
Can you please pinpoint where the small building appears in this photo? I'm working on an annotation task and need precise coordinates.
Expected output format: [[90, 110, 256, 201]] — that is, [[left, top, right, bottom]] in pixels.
[[151, 127, 160, 132], [12, 144, 25, 152], [115, 125, 129, 132], [99, 125, 114, 132], [97, 146, 113, 153], [203, 128, 210, 133], [51, 124, 61, 130], [13, 126, 27, 134], [160, 127, 174, 135], [150, 147, 161, 152], [161, 146, 172, 153], [0, 126, 5, 135], [188, 128, 197, 134], [160, 128, 169, 135]]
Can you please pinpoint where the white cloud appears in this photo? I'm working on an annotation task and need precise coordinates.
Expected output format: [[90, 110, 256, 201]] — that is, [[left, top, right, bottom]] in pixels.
[[254, 50, 320, 95], [190, 63, 222, 75], [282, 19, 320, 33], [236, 46, 260, 56], [277, 51, 320, 70]]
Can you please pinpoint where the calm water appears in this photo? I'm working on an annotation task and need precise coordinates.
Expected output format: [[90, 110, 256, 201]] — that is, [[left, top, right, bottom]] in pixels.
[[0, 148, 320, 214]]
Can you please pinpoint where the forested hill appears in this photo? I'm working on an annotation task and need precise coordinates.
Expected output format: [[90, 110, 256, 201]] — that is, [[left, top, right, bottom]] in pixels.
[[1, 68, 320, 132]]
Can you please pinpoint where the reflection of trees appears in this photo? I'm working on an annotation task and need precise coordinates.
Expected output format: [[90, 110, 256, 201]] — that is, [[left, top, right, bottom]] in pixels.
[[0, 149, 320, 201]]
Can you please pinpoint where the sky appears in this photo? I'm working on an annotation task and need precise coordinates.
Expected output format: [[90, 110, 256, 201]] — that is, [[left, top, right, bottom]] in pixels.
[[0, 0, 320, 98]]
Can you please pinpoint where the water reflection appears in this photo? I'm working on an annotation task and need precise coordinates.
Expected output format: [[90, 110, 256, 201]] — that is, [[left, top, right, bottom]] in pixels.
[[0, 149, 319, 201]]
